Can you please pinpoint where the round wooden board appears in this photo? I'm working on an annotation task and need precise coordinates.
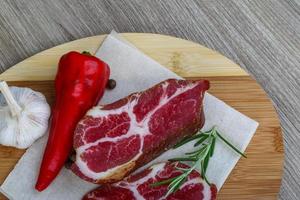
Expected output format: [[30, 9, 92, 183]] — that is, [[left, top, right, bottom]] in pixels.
[[0, 33, 283, 199]]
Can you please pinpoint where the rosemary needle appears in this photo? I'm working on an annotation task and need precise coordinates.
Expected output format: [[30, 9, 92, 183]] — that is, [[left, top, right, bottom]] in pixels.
[[151, 126, 246, 197]]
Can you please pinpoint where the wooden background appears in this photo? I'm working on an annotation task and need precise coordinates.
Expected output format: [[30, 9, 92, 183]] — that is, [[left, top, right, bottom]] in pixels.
[[0, 1, 299, 199]]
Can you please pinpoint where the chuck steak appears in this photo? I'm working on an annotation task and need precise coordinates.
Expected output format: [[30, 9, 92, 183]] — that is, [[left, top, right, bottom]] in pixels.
[[71, 79, 209, 183], [82, 162, 217, 200]]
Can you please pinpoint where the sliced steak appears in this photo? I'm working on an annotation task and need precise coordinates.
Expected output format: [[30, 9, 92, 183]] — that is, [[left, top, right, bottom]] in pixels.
[[82, 162, 217, 200], [71, 79, 209, 183]]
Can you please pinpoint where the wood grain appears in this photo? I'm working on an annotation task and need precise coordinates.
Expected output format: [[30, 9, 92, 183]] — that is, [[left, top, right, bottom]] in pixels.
[[0, 34, 247, 81], [0, 2, 299, 198], [0, 34, 283, 199]]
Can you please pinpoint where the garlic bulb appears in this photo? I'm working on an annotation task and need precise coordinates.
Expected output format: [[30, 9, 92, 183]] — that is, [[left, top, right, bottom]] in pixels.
[[0, 81, 50, 149]]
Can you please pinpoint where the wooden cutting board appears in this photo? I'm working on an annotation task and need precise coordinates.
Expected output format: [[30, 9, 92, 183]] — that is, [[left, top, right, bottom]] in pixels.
[[0, 33, 283, 199]]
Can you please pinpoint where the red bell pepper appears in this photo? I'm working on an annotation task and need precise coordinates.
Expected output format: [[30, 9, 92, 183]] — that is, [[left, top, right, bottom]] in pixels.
[[35, 51, 110, 191]]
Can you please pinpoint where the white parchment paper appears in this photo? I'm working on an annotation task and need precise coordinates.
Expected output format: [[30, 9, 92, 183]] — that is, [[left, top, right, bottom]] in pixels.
[[0, 32, 258, 200]]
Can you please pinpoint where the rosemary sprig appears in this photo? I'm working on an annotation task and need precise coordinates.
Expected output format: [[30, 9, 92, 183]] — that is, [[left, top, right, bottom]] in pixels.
[[216, 131, 247, 158], [151, 126, 246, 197]]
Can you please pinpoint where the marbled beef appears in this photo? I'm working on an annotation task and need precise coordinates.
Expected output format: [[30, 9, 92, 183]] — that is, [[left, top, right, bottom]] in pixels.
[[71, 79, 209, 183], [83, 162, 217, 200]]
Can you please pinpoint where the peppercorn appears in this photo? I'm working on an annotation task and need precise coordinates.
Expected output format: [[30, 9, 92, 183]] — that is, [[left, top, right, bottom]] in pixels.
[[106, 79, 117, 89]]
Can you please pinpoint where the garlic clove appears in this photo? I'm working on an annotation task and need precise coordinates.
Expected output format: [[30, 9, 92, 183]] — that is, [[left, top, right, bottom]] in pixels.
[[0, 84, 50, 149], [0, 108, 18, 147]]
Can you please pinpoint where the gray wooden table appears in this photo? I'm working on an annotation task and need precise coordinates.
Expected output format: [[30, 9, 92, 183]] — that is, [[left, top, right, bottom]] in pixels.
[[0, 0, 299, 199]]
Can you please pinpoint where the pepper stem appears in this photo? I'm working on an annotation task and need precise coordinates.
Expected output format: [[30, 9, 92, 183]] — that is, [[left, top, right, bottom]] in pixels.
[[0, 81, 22, 117], [82, 51, 91, 56]]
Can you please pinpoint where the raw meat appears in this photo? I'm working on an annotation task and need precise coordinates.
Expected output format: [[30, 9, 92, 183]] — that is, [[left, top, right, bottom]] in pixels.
[[82, 162, 217, 200], [71, 79, 209, 183]]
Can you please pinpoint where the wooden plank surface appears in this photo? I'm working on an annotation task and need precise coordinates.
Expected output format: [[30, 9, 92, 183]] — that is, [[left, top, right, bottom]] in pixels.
[[0, 34, 283, 199], [0, 1, 299, 199]]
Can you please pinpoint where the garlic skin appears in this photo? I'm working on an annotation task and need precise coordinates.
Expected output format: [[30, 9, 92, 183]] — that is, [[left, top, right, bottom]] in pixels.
[[0, 85, 50, 149]]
